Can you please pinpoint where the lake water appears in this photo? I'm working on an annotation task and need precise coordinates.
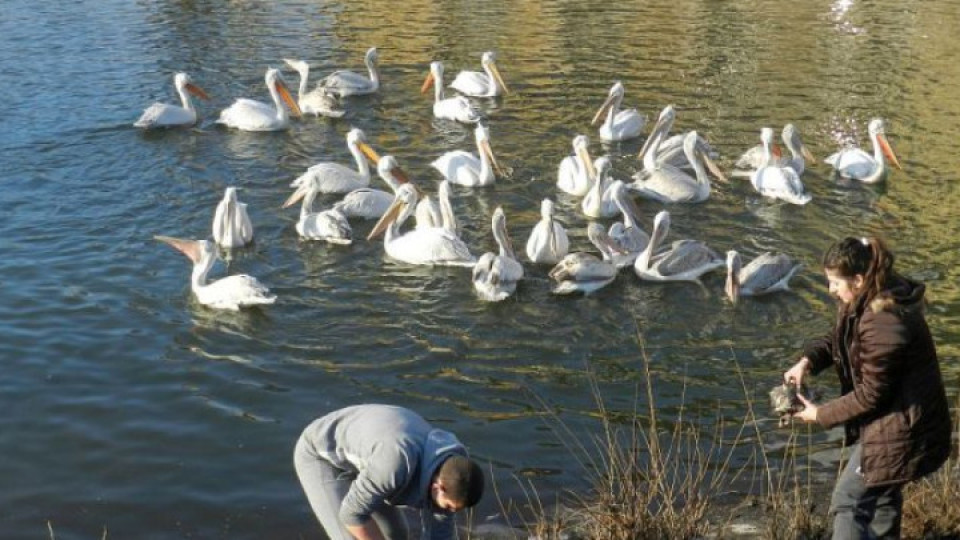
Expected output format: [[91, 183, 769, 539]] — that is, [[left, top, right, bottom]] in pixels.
[[1, 0, 958, 537]]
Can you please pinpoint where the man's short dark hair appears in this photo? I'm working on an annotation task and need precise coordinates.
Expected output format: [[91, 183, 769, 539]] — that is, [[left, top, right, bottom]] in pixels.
[[438, 455, 484, 508]]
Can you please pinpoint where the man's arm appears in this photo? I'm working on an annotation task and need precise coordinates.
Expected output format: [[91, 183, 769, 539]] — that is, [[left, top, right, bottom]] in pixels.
[[347, 522, 387, 540]]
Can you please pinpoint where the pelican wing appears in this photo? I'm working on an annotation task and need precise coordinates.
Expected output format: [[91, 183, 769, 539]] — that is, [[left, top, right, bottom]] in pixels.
[[335, 188, 394, 219], [740, 253, 801, 294], [653, 240, 721, 277], [432, 151, 481, 185], [825, 147, 874, 178], [298, 210, 353, 244], [449, 71, 489, 95], [632, 165, 702, 203], [434, 96, 481, 123], [300, 89, 345, 117], [199, 274, 276, 310], [292, 163, 368, 193], [135, 103, 196, 128], [321, 70, 374, 95], [388, 228, 475, 266]]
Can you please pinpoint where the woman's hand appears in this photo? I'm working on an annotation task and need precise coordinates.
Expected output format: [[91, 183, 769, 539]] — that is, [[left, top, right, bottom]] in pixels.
[[784, 356, 811, 386], [792, 392, 819, 424]]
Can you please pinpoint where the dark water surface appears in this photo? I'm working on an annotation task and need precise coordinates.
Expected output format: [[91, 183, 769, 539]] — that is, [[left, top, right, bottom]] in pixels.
[[2, 0, 959, 537]]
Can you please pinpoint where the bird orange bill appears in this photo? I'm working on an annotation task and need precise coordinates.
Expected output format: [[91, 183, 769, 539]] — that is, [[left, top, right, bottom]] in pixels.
[[358, 142, 381, 165], [367, 198, 405, 240], [801, 146, 816, 162], [489, 63, 509, 95], [282, 184, 310, 208], [591, 94, 616, 126], [155, 235, 202, 264], [421, 72, 435, 94], [276, 80, 302, 118], [879, 135, 902, 170], [576, 144, 597, 180], [185, 83, 210, 100], [702, 154, 728, 183], [480, 139, 505, 177]]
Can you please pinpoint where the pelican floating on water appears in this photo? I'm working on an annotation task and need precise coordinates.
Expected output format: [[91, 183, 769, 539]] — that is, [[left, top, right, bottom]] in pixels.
[[750, 127, 812, 205], [217, 68, 301, 131], [431, 124, 504, 187], [283, 177, 353, 245], [473, 207, 524, 302], [824, 118, 901, 183], [450, 51, 509, 98], [630, 130, 717, 203], [633, 210, 724, 283], [557, 135, 596, 196], [736, 124, 815, 175], [725, 250, 802, 304], [637, 105, 723, 177], [367, 183, 475, 267], [291, 128, 379, 193], [155, 236, 276, 310], [212, 187, 253, 248], [581, 157, 620, 219], [525, 198, 569, 265], [319, 47, 380, 97], [602, 182, 649, 268], [549, 224, 618, 295], [283, 58, 346, 118], [592, 81, 644, 142], [422, 61, 481, 123], [135, 72, 210, 129], [333, 153, 403, 220]]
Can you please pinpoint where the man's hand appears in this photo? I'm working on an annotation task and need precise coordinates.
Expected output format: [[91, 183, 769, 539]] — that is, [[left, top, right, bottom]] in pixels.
[[791, 392, 819, 424]]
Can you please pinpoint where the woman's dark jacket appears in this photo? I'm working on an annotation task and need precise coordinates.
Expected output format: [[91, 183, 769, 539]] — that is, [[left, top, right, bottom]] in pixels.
[[803, 276, 951, 487]]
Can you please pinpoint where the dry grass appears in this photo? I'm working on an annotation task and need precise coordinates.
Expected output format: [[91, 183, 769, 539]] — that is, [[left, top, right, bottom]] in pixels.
[[902, 406, 960, 540]]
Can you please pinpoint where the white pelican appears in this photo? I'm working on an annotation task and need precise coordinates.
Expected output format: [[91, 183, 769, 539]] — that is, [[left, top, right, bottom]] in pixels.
[[633, 210, 724, 283], [283, 177, 353, 245], [155, 236, 276, 310], [725, 250, 802, 304], [217, 68, 302, 131], [473, 207, 524, 302], [320, 47, 380, 97], [592, 81, 644, 142], [557, 135, 596, 197], [825, 118, 902, 183], [332, 152, 400, 220], [212, 187, 253, 248], [581, 157, 620, 219], [603, 182, 649, 268], [630, 131, 716, 203], [422, 61, 481, 123], [637, 105, 724, 178], [367, 184, 475, 267], [431, 124, 504, 187], [525, 198, 569, 265], [367, 155, 442, 229], [549, 225, 618, 295], [735, 124, 815, 175], [291, 128, 379, 192], [750, 127, 812, 205], [135, 72, 210, 129], [282, 58, 346, 118], [449, 51, 510, 98]]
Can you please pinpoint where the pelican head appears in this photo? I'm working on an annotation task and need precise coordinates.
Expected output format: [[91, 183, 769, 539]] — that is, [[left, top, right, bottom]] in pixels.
[[591, 81, 625, 126], [868, 118, 902, 170], [174, 72, 210, 101], [638, 104, 677, 160], [572, 134, 597, 180], [346, 128, 381, 165], [725, 250, 743, 304], [266, 67, 302, 118], [475, 123, 505, 177], [480, 50, 510, 95], [492, 206, 517, 260], [365, 47, 379, 67], [422, 61, 444, 93], [783, 124, 815, 162], [367, 183, 418, 240], [155, 235, 212, 266], [376, 155, 412, 187]]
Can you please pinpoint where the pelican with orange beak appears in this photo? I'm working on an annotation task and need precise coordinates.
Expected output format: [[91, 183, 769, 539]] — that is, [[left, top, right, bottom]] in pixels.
[[155, 236, 276, 310], [825, 118, 902, 183], [217, 68, 301, 131], [592, 81, 644, 142], [291, 128, 380, 193], [431, 124, 504, 186], [423, 61, 481, 123], [449, 51, 509, 97], [135, 72, 210, 128]]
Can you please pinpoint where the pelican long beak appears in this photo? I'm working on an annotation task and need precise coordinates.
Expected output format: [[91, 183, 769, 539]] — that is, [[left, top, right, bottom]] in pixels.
[[282, 183, 310, 208], [725, 272, 740, 304], [480, 139, 505, 177], [358, 142, 381, 165], [421, 72, 435, 94], [576, 145, 597, 180], [489, 62, 510, 95], [155, 235, 202, 264], [801, 145, 816, 162], [185, 83, 210, 100], [638, 116, 668, 160], [367, 197, 405, 240], [772, 143, 783, 160], [591, 93, 616, 126], [390, 165, 412, 185], [878, 135, 902, 170], [701, 153, 728, 183], [276, 80, 302, 118]]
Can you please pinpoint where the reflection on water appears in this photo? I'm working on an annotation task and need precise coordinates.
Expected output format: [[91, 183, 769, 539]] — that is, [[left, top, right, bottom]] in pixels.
[[1, 0, 959, 536]]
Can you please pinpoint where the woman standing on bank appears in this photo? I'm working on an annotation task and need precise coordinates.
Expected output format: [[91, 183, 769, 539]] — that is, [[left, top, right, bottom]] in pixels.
[[785, 236, 951, 539]]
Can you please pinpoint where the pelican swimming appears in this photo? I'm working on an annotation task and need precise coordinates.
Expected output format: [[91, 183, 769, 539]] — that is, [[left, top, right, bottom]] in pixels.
[[629, 130, 716, 203], [135, 72, 210, 128], [449, 51, 510, 98], [735, 124, 815, 175], [602, 182, 649, 268], [217, 68, 301, 131], [291, 128, 379, 193], [431, 124, 504, 187], [592, 81, 644, 142], [581, 157, 620, 219], [320, 47, 380, 97], [725, 250, 802, 304], [525, 198, 569, 265], [282, 58, 346, 118], [637, 105, 724, 178], [750, 127, 812, 205], [824, 118, 902, 183], [367, 183, 475, 267], [473, 207, 524, 302], [333, 153, 403, 220], [422, 61, 481, 123], [557, 135, 596, 196], [155, 236, 276, 310], [549, 224, 618, 295], [367, 155, 441, 229], [283, 178, 352, 244], [633, 210, 724, 283], [212, 187, 253, 248]]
